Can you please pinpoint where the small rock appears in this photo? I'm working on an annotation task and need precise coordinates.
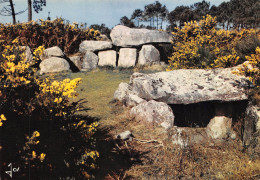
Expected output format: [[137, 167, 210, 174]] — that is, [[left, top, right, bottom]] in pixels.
[[116, 130, 133, 141]]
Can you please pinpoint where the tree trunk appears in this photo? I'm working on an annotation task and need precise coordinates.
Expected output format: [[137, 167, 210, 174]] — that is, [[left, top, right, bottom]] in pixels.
[[156, 15, 159, 29], [9, 0, 16, 24], [28, 0, 32, 21]]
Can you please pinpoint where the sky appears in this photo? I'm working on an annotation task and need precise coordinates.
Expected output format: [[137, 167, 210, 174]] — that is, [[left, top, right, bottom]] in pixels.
[[0, 0, 228, 28]]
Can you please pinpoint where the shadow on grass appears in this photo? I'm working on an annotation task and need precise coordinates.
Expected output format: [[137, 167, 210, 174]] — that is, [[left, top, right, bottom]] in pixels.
[[94, 127, 149, 179]]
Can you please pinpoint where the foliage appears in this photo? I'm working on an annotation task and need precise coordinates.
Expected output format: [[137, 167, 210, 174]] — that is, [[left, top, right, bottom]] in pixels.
[[235, 47, 260, 105], [0, 18, 101, 55], [0, 38, 98, 179], [89, 23, 111, 39], [167, 15, 260, 70], [120, 16, 135, 28]]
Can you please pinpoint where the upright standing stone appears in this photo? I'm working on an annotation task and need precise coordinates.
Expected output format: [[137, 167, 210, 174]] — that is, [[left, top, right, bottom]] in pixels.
[[82, 51, 99, 70], [118, 48, 137, 67], [138, 45, 160, 66], [243, 106, 260, 146], [98, 50, 117, 67], [130, 100, 174, 130]]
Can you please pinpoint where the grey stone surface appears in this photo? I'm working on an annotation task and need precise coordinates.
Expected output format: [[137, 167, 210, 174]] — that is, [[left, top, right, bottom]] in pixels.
[[243, 106, 260, 146], [138, 45, 160, 65], [171, 127, 209, 148], [206, 116, 232, 139], [118, 48, 137, 67], [69, 56, 81, 70], [130, 100, 174, 130], [82, 51, 98, 70], [128, 68, 249, 104], [41, 46, 64, 60], [79, 40, 112, 53], [113, 82, 146, 107], [39, 57, 70, 74], [110, 25, 172, 47], [98, 50, 117, 67], [20, 46, 33, 63]]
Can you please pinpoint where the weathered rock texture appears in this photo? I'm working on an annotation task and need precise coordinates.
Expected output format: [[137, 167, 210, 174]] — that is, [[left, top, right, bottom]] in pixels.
[[118, 48, 137, 67], [128, 68, 249, 104], [138, 45, 160, 65], [110, 25, 172, 47], [41, 46, 64, 60], [79, 40, 112, 53], [98, 50, 117, 67], [82, 51, 99, 70], [21, 46, 33, 63], [244, 106, 260, 146], [40, 57, 70, 74], [130, 100, 174, 130], [113, 82, 146, 107], [69, 56, 81, 70], [206, 116, 232, 139], [171, 127, 209, 148]]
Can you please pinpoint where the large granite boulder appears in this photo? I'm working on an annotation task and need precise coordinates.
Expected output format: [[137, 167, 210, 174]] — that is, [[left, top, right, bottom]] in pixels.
[[82, 51, 99, 70], [114, 82, 146, 107], [41, 46, 64, 60], [127, 68, 249, 104], [118, 48, 137, 67], [79, 40, 112, 53], [206, 116, 232, 139], [138, 45, 160, 65], [98, 50, 117, 67], [39, 57, 70, 74], [130, 100, 174, 130], [110, 25, 172, 47], [69, 56, 81, 70]]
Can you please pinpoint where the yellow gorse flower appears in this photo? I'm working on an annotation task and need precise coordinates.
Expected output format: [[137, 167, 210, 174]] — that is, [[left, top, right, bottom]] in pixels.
[[39, 153, 46, 162], [32, 151, 37, 159], [0, 114, 7, 127], [33, 131, 40, 137]]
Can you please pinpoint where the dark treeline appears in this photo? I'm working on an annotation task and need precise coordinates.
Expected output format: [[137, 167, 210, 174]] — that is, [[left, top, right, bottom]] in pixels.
[[120, 0, 260, 31]]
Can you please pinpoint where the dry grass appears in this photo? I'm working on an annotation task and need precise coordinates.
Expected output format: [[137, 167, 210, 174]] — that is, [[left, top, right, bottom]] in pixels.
[[67, 68, 260, 179]]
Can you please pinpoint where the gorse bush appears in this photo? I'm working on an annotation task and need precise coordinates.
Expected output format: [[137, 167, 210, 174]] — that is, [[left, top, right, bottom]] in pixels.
[[0, 37, 98, 178], [0, 18, 101, 55], [168, 15, 260, 70], [235, 47, 260, 105]]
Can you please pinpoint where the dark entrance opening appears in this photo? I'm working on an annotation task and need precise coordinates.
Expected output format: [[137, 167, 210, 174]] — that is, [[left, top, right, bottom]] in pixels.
[[170, 100, 248, 130], [170, 102, 215, 128]]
